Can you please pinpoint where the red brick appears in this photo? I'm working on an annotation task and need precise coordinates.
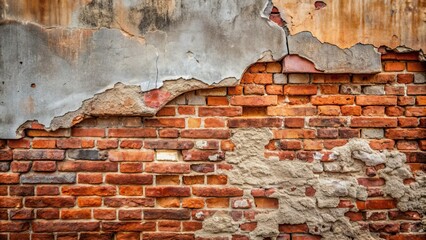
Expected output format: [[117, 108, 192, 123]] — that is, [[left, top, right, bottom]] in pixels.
[[266, 85, 284, 95], [398, 117, 418, 127], [32, 222, 100, 233], [417, 96, 426, 105], [32, 139, 56, 149], [284, 118, 305, 128], [144, 118, 185, 128], [77, 197, 102, 207], [182, 198, 205, 209], [207, 96, 229, 106], [144, 140, 193, 150], [13, 149, 64, 160], [144, 209, 191, 220], [303, 140, 323, 150], [10, 162, 31, 173], [406, 107, 426, 116], [32, 161, 56, 172], [0, 173, 19, 184], [323, 139, 348, 149], [61, 209, 91, 219], [36, 209, 59, 219], [318, 106, 340, 116], [248, 63, 266, 73], [58, 161, 118, 172], [71, 128, 105, 137], [407, 62, 426, 71], [309, 117, 346, 127], [350, 117, 397, 127], [369, 222, 400, 233], [244, 85, 265, 95], [356, 96, 397, 106], [183, 175, 204, 185], [25, 197, 74, 208], [119, 186, 144, 196], [385, 128, 426, 139], [182, 221, 203, 231], [267, 106, 316, 116], [158, 220, 180, 232], [180, 129, 230, 139], [228, 86, 243, 95], [198, 107, 242, 116], [398, 96, 415, 106], [78, 173, 103, 184], [240, 222, 257, 231], [0, 197, 22, 207], [118, 209, 142, 220], [156, 106, 176, 116], [146, 186, 190, 197], [0, 222, 29, 232], [108, 150, 154, 162], [145, 163, 190, 174], [205, 198, 229, 208], [397, 74, 414, 83], [284, 85, 317, 95], [384, 62, 405, 71], [175, 106, 194, 115], [26, 129, 69, 137], [36, 186, 59, 196], [8, 139, 30, 149], [157, 129, 178, 138], [204, 118, 226, 128], [241, 73, 273, 84], [385, 85, 404, 95], [344, 212, 365, 221], [407, 85, 426, 95], [292, 235, 321, 240], [231, 95, 277, 106], [312, 74, 350, 83], [369, 139, 395, 150], [353, 74, 396, 84], [362, 106, 385, 116], [143, 89, 171, 108], [192, 187, 243, 197], [108, 128, 156, 138], [385, 106, 404, 116], [311, 95, 354, 105], [279, 224, 309, 233], [105, 174, 152, 185], [93, 209, 116, 220], [56, 139, 81, 149], [228, 118, 282, 128], [96, 139, 118, 150], [366, 199, 397, 209], [319, 85, 339, 94], [273, 129, 315, 139], [305, 186, 316, 196], [142, 233, 194, 240], [254, 197, 278, 208], [279, 140, 302, 150], [62, 186, 116, 196], [317, 128, 339, 138], [288, 96, 310, 105], [207, 175, 228, 185], [396, 140, 418, 150], [116, 232, 140, 240]]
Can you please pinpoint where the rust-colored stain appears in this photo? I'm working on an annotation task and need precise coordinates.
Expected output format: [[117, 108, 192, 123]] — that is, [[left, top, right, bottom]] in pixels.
[[4, 0, 84, 26], [275, 0, 426, 50]]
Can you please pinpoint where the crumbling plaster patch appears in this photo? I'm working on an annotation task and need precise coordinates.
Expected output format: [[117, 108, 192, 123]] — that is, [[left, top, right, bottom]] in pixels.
[[196, 128, 425, 240]]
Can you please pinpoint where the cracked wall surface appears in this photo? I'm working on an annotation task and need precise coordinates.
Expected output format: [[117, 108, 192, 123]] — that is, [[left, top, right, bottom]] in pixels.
[[0, 0, 402, 139], [0, 55, 424, 239]]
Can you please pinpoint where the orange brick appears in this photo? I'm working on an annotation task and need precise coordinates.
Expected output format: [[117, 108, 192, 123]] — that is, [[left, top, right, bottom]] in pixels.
[[248, 63, 266, 73], [244, 85, 265, 95], [312, 74, 350, 83], [318, 106, 340, 116], [407, 85, 426, 95], [362, 106, 385, 116], [156, 106, 176, 116], [356, 96, 397, 106], [227, 86, 243, 95], [284, 85, 317, 95], [230, 96, 277, 106], [407, 62, 426, 72], [254, 197, 278, 208], [267, 106, 316, 116], [207, 97, 229, 106], [241, 73, 273, 84], [273, 129, 315, 139], [266, 62, 282, 73], [265, 85, 283, 95], [303, 140, 323, 150], [416, 96, 426, 105], [351, 117, 397, 128], [398, 96, 415, 106], [352, 74, 396, 84], [182, 198, 204, 209], [311, 95, 354, 105], [397, 74, 414, 83], [384, 62, 405, 72], [32, 139, 56, 149], [188, 118, 201, 128], [319, 85, 339, 94], [205, 198, 229, 208], [341, 106, 361, 116], [204, 118, 226, 128], [177, 106, 195, 115]]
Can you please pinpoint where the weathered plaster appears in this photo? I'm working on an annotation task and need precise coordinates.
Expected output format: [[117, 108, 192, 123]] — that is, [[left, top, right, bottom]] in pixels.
[[0, 0, 395, 138], [274, 0, 426, 51], [197, 128, 425, 239]]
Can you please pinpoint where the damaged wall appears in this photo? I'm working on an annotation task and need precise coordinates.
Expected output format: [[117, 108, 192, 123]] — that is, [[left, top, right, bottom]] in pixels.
[[0, 53, 425, 240], [1, 0, 413, 139]]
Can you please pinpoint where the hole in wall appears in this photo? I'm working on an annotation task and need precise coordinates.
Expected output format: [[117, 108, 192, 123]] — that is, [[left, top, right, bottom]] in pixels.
[[314, 1, 327, 10]]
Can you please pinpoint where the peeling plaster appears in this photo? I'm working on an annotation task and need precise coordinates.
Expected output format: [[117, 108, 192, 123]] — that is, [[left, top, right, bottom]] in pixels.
[[197, 128, 425, 240], [0, 0, 390, 138]]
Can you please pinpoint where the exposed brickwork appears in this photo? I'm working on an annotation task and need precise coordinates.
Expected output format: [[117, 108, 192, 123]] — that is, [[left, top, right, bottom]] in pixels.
[[0, 54, 424, 239]]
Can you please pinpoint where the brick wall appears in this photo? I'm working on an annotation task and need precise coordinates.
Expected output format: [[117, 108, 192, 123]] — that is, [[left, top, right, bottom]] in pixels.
[[0, 52, 425, 240]]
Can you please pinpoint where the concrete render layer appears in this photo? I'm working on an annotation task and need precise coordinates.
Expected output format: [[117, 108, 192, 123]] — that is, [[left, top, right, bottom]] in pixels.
[[0, 0, 397, 138]]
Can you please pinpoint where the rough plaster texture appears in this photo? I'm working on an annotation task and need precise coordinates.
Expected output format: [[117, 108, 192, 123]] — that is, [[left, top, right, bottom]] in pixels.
[[0, 0, 388, 139], [196, 128, 425, 240], [274, 0, 426, 51]]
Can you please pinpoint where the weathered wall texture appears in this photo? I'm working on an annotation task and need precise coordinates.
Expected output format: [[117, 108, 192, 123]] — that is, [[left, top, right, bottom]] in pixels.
[[0, 52, 425, 240], [1, 0, 415, 138]]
